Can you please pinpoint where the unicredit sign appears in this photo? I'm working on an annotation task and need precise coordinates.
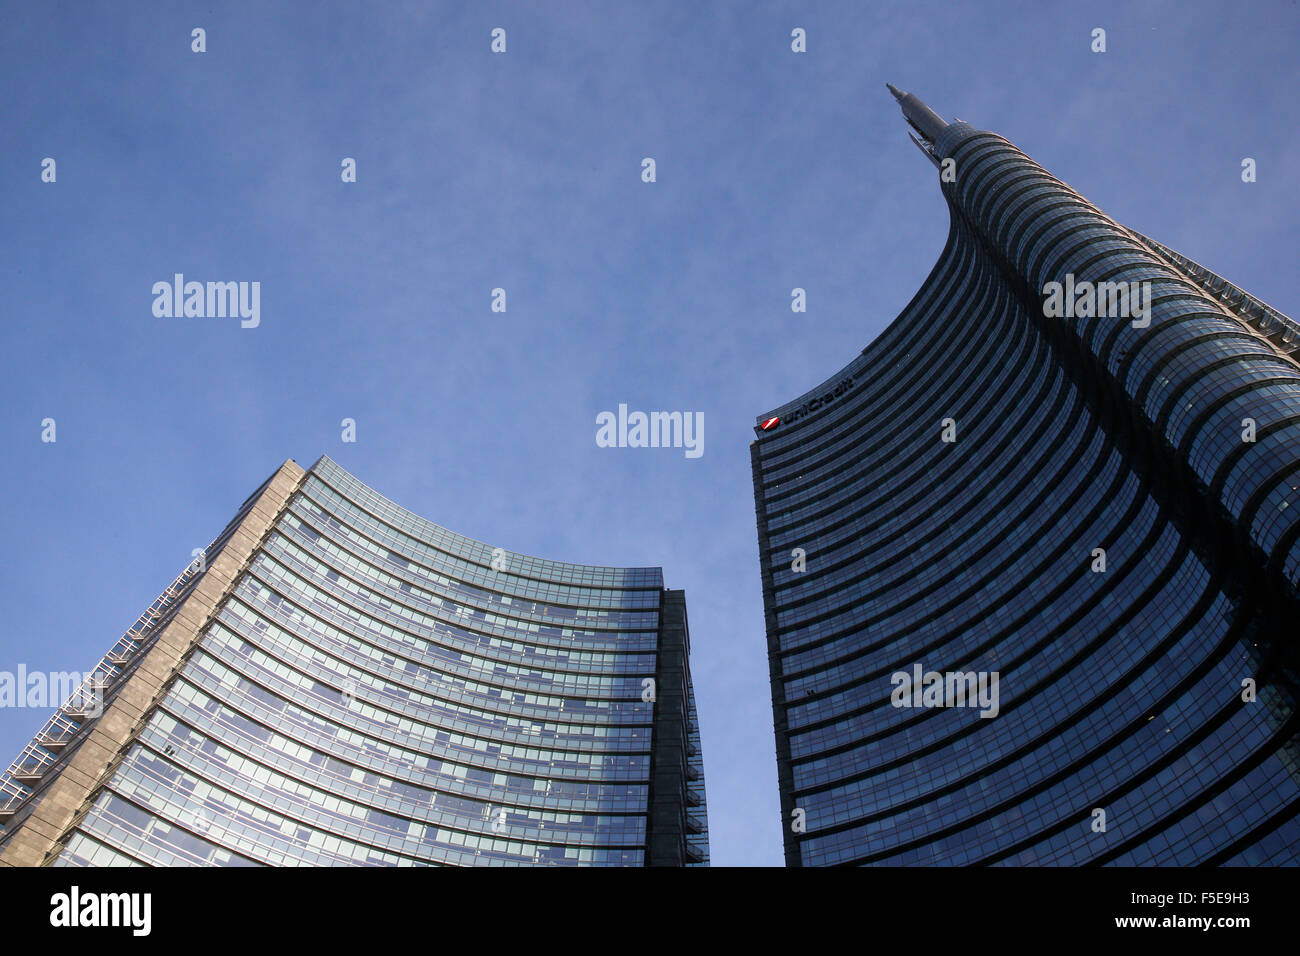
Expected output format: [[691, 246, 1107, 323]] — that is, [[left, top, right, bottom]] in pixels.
[[755, 376, 858, 434]]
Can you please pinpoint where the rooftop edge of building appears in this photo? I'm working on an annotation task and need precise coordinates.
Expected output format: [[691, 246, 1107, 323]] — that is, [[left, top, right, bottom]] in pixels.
[[305, 454, 666, 587]]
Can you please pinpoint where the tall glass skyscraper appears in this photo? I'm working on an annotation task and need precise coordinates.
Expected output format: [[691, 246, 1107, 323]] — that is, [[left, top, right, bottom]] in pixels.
[[0, 457, 708, 866], [751, 87, 1300, 866]]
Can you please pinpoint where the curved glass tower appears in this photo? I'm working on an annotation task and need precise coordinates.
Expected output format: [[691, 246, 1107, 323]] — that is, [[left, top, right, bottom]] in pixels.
[[751, 87, 1300, 867], [0, 457, 708, 866]]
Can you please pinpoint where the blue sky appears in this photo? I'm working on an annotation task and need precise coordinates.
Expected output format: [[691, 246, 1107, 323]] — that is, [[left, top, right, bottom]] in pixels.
[[1, 0, 1297, 866]]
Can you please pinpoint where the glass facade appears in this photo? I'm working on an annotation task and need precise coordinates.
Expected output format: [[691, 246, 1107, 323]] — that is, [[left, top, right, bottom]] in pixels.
[[752, 90, 1300, 867], [1, 456, 708, 866]]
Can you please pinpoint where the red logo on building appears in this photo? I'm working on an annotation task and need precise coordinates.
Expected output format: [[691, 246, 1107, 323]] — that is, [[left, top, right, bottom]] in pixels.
[[760, 417, 781, 431]]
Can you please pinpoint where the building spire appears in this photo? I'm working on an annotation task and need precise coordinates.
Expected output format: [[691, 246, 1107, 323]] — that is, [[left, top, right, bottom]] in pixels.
[[886, 83, 949, 145]]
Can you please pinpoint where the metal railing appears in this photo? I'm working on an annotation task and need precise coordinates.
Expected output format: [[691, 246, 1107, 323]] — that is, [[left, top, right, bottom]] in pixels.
[[0, 554, 210, 820], [0, 465, 288, 833], [1133, 232, 1300, 358]]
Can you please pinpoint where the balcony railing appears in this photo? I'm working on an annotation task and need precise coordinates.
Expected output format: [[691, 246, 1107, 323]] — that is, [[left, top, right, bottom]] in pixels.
[[0, 553, 212, 812]]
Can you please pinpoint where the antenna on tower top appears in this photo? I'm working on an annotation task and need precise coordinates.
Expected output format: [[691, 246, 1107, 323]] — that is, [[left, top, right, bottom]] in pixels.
[[886, 84, 950, 145]]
